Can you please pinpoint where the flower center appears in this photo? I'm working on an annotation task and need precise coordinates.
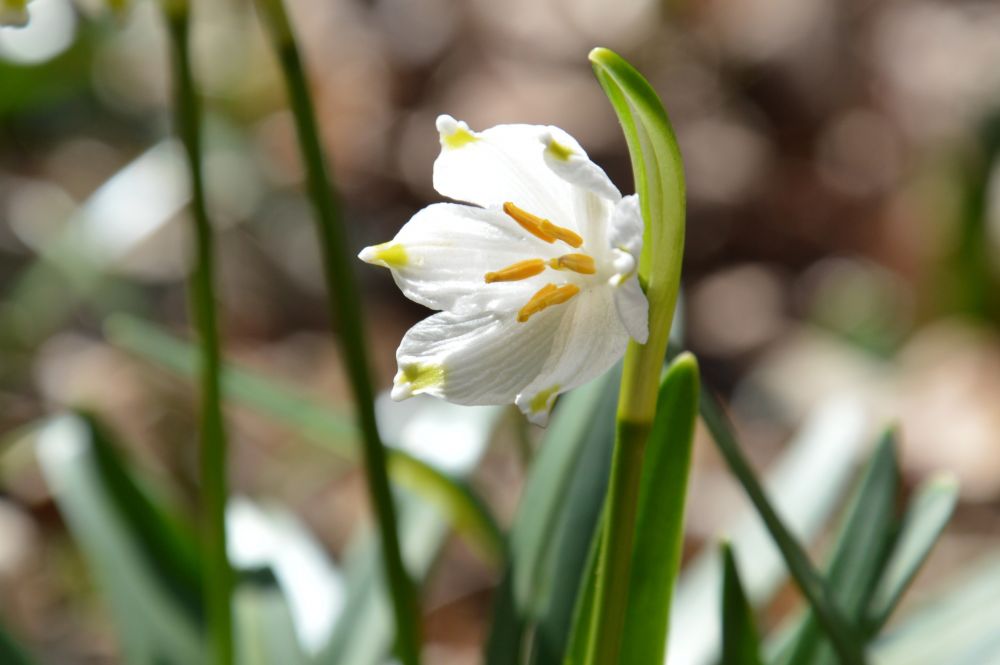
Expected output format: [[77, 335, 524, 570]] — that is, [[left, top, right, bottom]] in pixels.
[[479, 202, 600, 321]]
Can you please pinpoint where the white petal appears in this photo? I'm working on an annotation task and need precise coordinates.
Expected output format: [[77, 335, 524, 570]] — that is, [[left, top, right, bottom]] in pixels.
[[613, 274, 649, 344], [540, 129, 621, 202], [515, 289, 629, 426], [608, 194, 644, 257], [358, 203, 557, 313], [393, 306, 568, 406], [433, 116, 580, 232]]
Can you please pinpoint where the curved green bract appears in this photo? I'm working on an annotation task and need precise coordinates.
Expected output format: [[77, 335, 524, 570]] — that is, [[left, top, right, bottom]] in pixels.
[[588, 47, 685, 423]]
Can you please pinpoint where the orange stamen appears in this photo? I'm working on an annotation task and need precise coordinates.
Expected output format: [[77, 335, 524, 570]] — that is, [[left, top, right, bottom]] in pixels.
[[549, 253, 596, 275], [484, 258, 546, 283], [517, 283, 581, 322], [503, 202, 583, 248]]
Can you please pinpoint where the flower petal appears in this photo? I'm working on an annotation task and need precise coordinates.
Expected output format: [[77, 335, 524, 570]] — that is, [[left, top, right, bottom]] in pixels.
[[613, 274, 649, 344], [514, 288, 629, 425], [359, 203, 558, 313], [608, 194, 643, 257], [433, 116, 619, 235], [540, 129, 621, 202], [393, 306, 568, 406]]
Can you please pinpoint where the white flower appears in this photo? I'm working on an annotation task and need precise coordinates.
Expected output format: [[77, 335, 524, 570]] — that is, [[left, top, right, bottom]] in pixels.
[[359, 115, 648, 426]]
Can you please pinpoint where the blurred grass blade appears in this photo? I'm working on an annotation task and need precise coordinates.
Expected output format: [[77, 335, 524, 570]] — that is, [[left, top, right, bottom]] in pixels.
[[35, 414, 203, 665], [720, 543, 764, 665], [85, 413, 204, 619], [253, 0, 420, 660], [668, 397, 867, 665], [164, 3, 234, 660], [509, 367, 619, 619], [866, 474, 959, 632], [105, 314, 504, 564], [522, 374, 619, 665], [699, 383, 866, 664], [0, 621, 36, 665], [618, 353, 699, 665], [234, 574, 308, 665], [781, 430, 900, 665]]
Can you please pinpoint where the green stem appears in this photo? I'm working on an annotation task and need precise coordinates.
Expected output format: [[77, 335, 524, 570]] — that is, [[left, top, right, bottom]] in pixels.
[[163, 5, 232, 665], [585, 49, 686, 665], [586, 420, 649, 664], [252, 2, 421, 663]]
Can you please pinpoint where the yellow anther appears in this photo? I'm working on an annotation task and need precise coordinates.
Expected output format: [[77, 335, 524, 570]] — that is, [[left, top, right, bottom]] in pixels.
[[503, 202, 583, 248], [517, 283, 580, 322], [485, 258, 546, 283], [549, 253, 596, 275]]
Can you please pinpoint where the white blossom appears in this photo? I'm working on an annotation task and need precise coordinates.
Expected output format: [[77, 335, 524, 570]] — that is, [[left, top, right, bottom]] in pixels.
[[359, 115, 648, 425]]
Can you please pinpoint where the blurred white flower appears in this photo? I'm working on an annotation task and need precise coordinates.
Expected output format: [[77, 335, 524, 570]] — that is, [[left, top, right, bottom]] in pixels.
[[360, 115, 647, 425]]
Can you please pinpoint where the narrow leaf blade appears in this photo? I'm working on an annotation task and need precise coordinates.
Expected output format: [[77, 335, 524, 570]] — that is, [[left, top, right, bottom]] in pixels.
[[720, 542, 765, 665], [866, 474, 959, 631], [618, 353, 700, 664]]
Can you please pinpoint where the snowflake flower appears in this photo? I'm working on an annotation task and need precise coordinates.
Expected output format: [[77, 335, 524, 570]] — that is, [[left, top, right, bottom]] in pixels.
[[359, 115, 648, 425]]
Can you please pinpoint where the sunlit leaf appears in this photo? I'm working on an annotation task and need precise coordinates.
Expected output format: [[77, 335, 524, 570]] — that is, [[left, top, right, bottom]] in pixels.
[[618, 353, 699, 665]]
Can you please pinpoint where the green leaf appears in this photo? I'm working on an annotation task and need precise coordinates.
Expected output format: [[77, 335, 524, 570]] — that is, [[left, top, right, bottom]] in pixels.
[[487, 368, 618, 665], [35, 414, 203, 665], [523, 375, 619, 665], [720, 542, 764, 665], [508, 367, 619, 619], [618, 353, 699, 665], [697, 376, 866, 664], [781, 430, 901, 665], [866, 474, 959, 632], [587, 47, 684, 317], [105, 314, 504, 565], [669, 397, 868, 665]]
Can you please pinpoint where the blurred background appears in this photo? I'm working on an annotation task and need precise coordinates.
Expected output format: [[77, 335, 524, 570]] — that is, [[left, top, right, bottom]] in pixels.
[[1, 0, 999, 662]]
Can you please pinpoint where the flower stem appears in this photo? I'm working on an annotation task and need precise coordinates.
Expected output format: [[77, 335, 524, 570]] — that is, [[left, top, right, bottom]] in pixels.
[[585, 49, 687, 665], [253, 2, 422, 663], [163, 4, 232, 665]]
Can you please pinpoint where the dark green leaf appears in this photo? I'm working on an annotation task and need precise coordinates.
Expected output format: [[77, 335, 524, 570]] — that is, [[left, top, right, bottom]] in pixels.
[[720, 543, 764, 665]]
